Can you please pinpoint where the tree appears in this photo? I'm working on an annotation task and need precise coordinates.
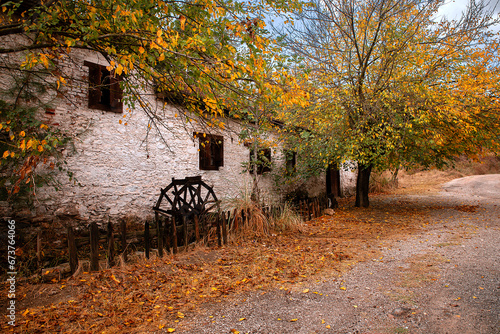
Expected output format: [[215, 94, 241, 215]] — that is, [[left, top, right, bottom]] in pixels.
[[277, 0, 500, 207], [0, 0, 305, 198]]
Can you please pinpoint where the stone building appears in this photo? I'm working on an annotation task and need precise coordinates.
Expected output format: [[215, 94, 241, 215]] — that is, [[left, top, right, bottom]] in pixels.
[[2, 47, 356, 225]]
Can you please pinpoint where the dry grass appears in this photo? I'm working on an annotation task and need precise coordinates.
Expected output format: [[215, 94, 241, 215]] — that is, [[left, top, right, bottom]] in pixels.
[[371, 154, 500, 195]]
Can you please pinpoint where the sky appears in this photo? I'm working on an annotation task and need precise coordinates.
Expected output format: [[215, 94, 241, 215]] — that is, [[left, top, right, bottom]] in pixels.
[[437, 0, 500, 21]]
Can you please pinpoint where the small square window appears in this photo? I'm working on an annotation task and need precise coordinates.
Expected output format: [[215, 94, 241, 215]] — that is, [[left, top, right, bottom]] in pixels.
[[249, 147, 272, 175], [196, 133, 224, 170], [84, 61, 123, 112]]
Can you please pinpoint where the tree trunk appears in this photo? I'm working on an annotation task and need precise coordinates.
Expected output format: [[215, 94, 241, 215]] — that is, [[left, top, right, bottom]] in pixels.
[[251, 142, 260, 203], [326, 163, 342, 197], [355, 164, 372, 208]]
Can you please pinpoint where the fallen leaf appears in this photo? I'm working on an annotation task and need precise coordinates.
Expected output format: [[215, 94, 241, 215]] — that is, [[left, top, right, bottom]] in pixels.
[[302, 289, 309, 293]]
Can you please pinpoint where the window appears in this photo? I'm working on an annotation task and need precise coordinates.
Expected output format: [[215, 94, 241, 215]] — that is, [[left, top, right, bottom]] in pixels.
[[285, 150, 296, 175], [196, 133, 224, 170], [249, 147, 272, 175], [84, 61, 123, 112]]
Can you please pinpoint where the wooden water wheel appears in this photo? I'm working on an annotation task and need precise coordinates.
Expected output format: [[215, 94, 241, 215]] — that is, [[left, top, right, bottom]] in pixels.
[[153, 176, 219, 221]]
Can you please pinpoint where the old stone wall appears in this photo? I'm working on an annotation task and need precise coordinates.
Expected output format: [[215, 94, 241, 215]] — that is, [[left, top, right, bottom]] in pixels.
[[1, 46, 356, 224]]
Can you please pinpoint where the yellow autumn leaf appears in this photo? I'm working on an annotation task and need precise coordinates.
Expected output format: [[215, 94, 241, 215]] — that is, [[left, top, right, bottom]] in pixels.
[[20, 140, 25, 150], [326, 325, 331, 329], [139, 46, 145, 54], [115, 64, 124, 76], [10, 152, 14, 158], [302, 289, 309, 293], [230, 329, 239, 334], [167, 328, 175, 333], [19, 131, 25, 137], [37, 145, 43, 152], [180, 15, 186, 30], [238, 317, 246, 321], [340, 286, 346, 290], [3, 151, 9, 158], [111, 274, 121, 284], [290, 318, 298, 322]]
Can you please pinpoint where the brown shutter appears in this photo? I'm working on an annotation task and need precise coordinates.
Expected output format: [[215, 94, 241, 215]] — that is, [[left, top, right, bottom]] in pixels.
[[213, 135, 223, 168], [110, 74, 123, 113], [85, 61, 101, 108], [199, 137, 211, 170]]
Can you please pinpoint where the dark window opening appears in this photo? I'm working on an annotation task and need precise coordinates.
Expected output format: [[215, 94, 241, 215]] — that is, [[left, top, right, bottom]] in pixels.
[[285, 150, 296, 175], [249, 147, 272, 175], [84, 61, 123, 112], [196, 133, 224, 170]]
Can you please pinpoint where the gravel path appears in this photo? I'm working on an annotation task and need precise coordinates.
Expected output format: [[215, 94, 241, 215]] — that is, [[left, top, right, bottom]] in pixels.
[[171, 176, 500, 334]]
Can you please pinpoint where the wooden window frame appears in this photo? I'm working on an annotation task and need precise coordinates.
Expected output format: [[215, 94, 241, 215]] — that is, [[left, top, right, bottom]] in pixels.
[[196, 133, 224, 171], [84, 61, 123, 113]]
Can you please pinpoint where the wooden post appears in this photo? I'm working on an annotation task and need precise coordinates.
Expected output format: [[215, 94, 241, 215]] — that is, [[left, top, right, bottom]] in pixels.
[[222, 212, 228, 245], [36, 231, 42, 271], [67, 226, 78, 275], [171, 216, 178, 254], [241, 209, 246, 229], [194, 215, 200, 243], [145, 221, 150, 259], [164, 217, 171, 254], [107, 221, 115, 268], [182, 216, 188, 251], [216, 214, 222, 247], [90, 222, 99, 271], [226, 211, 232, 232], [233, 209, 239, 231], [156, 213, 163, 257], [120, 220, 127, 262]]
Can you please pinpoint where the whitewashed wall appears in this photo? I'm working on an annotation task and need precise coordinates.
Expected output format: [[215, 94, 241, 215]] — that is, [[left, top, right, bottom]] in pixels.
[[1, 46, 356, 224], [33, 50, 318, 223]]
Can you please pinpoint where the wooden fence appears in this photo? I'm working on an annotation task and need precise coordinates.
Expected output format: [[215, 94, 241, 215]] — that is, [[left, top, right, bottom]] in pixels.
[[39, 196, 330, 276]]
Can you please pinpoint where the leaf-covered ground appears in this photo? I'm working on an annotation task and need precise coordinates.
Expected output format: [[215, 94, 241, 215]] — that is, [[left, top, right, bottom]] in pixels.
[[1, 194, 443, 334]]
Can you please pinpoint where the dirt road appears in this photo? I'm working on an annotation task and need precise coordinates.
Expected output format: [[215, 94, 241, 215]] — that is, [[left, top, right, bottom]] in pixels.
[[173, 175, 500, 334]]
